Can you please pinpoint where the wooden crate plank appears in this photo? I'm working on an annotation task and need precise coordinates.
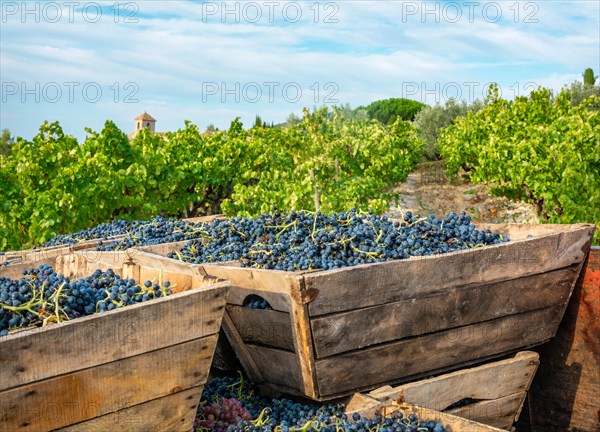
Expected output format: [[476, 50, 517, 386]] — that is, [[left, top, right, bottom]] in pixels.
[[315, 305, 563, 397], [0, 336, 216, 431], [57, 385, 203, 432], [0, 282, 228, 392], [447, 391, 526, 430], [201, 264, 298, 311], [367, 351, 539, 409], [289, 278, 319, 399], [227, 305, 294, 351], [221, 312, 264, 383], [312, 267, 576, 358], [245, 344, 304, 392], [305, 224, 594, 316]]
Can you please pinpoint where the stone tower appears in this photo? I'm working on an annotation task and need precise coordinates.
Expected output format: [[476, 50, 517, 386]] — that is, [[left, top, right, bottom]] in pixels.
[[134, 112, 156, 134]]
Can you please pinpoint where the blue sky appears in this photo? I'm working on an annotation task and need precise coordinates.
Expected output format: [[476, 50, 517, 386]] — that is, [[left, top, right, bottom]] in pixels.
[[1, 0, 599, 141]]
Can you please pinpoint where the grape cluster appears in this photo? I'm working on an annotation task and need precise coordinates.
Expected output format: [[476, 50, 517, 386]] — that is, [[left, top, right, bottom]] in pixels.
[[243, 295, 273, 310], [195, 374, 448, 432], [199, 398, 253, 431], [41, 219, 135, 247], [96, 217, 210, 251], [40, 216, 210, 250], [172, 209, 508, 272], [0, 264, 173, 336]]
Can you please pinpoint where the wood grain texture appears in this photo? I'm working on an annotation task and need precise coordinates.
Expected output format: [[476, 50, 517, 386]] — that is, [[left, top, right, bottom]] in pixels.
[[315, 305, 563, 397], [447, 392, 526, 430], [201, 264, 299, 311], [367, 351, 539, 409], [305, 224, 594, 316], [288, 278, 319, 399], [245, 344, 304, 392], [0, 282, 228, 391], [311, 267, 576, 358], [227, 305, 294, 351], [0, 336, 217, 431], [57, 386, 204, 432], [221, 312, 264, 383]]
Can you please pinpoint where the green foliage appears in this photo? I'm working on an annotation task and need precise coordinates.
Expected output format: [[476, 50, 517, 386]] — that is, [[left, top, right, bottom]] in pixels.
[[413, 98, 484, 160], [0, 110, 424, 251], [583, 68, 597, 86], [363, 98, 427, 124], [439, 84, 600, 244], [1, 129, 16, 157], [565, 80, 600, 109]]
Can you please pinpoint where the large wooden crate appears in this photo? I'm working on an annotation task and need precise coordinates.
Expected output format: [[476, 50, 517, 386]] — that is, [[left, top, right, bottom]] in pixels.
[[137, 223, 595, 400], [0, 251, 230, 432], [364, 351, 539, 430]]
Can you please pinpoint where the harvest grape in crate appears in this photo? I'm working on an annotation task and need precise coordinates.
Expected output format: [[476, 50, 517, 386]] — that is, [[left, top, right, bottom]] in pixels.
[[132, 209, 594, 400], [0, 252, 229, 432]]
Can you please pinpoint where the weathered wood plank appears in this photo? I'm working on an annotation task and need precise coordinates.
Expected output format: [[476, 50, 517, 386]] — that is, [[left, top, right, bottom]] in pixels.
[[447, 392, 526, 430], [227, 305, 294, 351], [289, 278, 319, 399], [315, 305, 564, 397], [221, 312, 264, 383], [0, 336, 216, 431], [312, 267, 575, 358], [245, 344, 304, 392], [57, 386, 203, 432], [367, 351, 538, 409], [305, 224, 594, 316], [212, 328, 242, 371], [0, 282, 228, 391], [201, 264, 299, 311]]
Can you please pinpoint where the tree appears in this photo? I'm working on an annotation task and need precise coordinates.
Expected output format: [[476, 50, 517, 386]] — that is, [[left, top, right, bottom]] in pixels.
[[363, 98, 427, 124], [583, 68, 598, 86], [1, 129, 16, 157], [285, 112, 301, 127], [413, 99, 484, 160], [254, 115, 263, 128], [205, 123, 216, 132]]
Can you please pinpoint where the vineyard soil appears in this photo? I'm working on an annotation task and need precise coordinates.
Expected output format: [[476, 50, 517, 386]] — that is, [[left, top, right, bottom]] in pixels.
[[387, 162, 539, 224]]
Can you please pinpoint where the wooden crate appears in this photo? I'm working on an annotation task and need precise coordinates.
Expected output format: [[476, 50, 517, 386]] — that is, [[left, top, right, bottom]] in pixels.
[[364, 351, 539, 430], [136, 223, 595, 400], [345, 397, 506, 432], [0, 251, 230, 432]]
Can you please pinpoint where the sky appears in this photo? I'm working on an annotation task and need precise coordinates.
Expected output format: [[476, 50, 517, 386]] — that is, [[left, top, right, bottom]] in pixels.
[[1, 0, 599, 141]]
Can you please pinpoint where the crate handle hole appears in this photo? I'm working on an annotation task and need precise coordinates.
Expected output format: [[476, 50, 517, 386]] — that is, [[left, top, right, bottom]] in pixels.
[[242, 294, 273, 310]]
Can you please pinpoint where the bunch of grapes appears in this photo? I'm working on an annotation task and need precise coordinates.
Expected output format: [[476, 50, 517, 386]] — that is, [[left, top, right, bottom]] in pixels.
[[41, 219, 135, 247], [171, 209, 508, 272], [0, 264, 173, 336], [243, 295, 273, 310], [196, 374, 448, 432], [40, 216, 212, 249], [197, 398, 253, 431]]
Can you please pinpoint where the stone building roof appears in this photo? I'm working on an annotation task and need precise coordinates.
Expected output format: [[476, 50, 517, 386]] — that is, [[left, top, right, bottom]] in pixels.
[[135, 112, 156, 122]]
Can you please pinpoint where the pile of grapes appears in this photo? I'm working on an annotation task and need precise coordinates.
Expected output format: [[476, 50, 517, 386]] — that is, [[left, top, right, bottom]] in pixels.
[[0, 264, 173, 336], [195, 374, 448, 432], [40, 216, 210, 250], [170, 209, 508, 271], [41, 219, 135, 247]]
